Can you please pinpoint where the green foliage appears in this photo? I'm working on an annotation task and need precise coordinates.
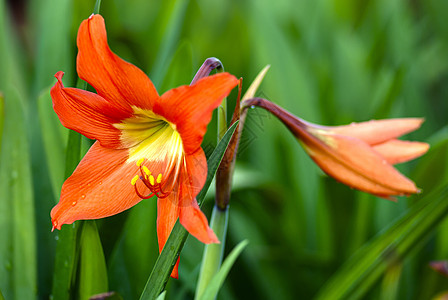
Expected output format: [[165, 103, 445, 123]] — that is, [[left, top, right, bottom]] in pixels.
[[198, 240, 249, 300], [316, 184, 448, 299], [1, 0, 448, 299], [0, 86, 36, 300], [78, 221, 108, 300]]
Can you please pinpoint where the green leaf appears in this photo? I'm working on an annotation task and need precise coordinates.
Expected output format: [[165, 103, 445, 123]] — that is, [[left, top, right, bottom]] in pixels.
[[78, 221, 108, 300], [108, 200, 158, 299], [0, 93, 4, 148], [93, 0, 102, 14], [315, 184, 448, 300], [139, 121, 239, 300], [199, 240, 249, 300], [37, 87, 68, 199], [51, 129, 83, 300], [195, 206, 229, 300], [149, 0, 189, 87], [0, 86, 37, 300], [242, 65, 271, 101], [155, 291, 166, 300], [31, 0, 74, 92], [158, 41, 194, 93]]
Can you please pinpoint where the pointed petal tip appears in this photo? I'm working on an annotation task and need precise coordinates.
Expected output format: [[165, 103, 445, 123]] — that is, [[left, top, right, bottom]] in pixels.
[[328, 118, 427, 145], [374, 140, 430, 165], [205, 229, 220, 244], [407, 117, 425, 130], [394, 117, 426, 132], [170, 258, 180, 279], [51, 218, 61, 231], [170, 269, 179, 279], [54, 71, 64, 81]]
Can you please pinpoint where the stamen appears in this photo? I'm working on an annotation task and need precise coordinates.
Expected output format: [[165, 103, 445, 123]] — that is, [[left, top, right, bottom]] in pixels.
[[156, 174, 162, 184], [142, 166, 151, 177], [137, 158, 144, 167], [149, 175, 155, 186], [131, 175, 139, 185], [133, 183, 156, 199]]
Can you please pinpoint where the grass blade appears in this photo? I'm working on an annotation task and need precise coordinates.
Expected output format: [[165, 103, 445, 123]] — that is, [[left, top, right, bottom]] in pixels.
[[0, 87, 36, 300], [78, 221, 108, 299], [199, 240, 249, 300], [51, 129, 82, 300], [37, 87, 68, 199], [316, 184, 448, 300]]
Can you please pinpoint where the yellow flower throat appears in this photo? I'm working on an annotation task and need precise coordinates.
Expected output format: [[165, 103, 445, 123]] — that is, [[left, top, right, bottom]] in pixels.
[[114, 106, 184, 199]]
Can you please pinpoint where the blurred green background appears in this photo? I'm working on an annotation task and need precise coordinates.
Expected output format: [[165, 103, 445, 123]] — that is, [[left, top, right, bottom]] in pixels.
[[1, 0, 448, 299]]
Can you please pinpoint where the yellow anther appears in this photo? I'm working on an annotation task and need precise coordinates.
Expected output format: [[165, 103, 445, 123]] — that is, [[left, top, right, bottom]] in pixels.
[[131, 175, 139, 185], [156, 173, 162, 184], [142, 166, 151, 176], [149, 175, 155, 186], [136, 158, 144, 167]]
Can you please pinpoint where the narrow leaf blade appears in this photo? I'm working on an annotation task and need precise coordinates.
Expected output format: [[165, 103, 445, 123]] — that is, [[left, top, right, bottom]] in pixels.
[[199, 240, 249, 300], [78, 221, 108, 299], [316, 184, 448, 300]]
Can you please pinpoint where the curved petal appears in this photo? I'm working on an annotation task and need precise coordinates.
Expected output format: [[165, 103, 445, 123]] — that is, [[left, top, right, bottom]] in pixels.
[[179, 149, 218, 244], [326, 118, 424, 145], [373, 139, 429, 165], [302, 130, 419, 197], [51, 71, 129, 148], [154, 73, 238, 154], [77, 14, 159, 111], [157, 194, 180, 279], [51, 142, 142, 229]]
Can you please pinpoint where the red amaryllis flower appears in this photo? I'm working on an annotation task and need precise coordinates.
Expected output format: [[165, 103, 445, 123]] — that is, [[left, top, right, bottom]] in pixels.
[[50, 14, 238, 278], [243, 98, 429, 198]]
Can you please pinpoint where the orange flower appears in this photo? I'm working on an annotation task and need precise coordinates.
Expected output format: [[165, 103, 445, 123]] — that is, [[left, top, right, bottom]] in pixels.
[[243, 98, 429, 198], [50, 14, 238, 278]]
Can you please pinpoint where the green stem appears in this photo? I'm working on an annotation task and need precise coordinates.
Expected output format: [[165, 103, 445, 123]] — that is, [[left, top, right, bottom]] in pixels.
[[195, 62, 230, 299], [217, 101, 227, 140], [216, 63, 227, 141], [93, 0, 101, 14], [195, 206, 229, 300]]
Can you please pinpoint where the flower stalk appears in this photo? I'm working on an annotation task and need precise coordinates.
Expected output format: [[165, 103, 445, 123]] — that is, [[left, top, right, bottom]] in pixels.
[[196, 69, 269, 297], [93, 0, 101, 14], [195, 207, 229, 300], [196, 79, 242, 299], [191, 57, 223, 85]]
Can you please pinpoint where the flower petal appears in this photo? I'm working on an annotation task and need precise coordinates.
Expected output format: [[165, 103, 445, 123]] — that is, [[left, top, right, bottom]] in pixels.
[[157, 194, 180, 279], [51, 142, 142, 229], [154, 73, 238, 154], [77, 14, 159, 111], [179, 149, 219, 244], [373, 139, 429, 165], [325, 118, 424, 145], [51, 71, 129, 148], [303, 130, 419, 197]]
